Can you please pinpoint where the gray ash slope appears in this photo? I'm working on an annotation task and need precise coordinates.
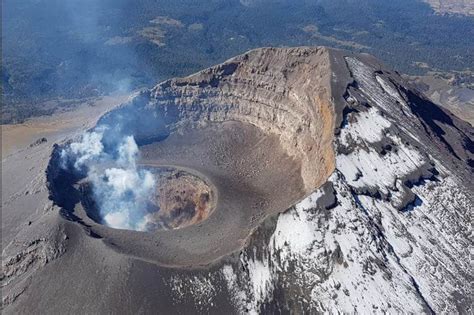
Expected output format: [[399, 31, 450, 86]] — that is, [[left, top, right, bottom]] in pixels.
[[2, 47, 473, 314]]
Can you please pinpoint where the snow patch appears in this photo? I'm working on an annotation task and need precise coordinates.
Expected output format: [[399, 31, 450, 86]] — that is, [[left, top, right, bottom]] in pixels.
[[337, 135, 426, 194], [346, 57, 409, 113], [375, 75, 406, 105], [247, 257, 274, 310], [340, 106, 392, 145], [221, 265, 249, 312], [169, 274, 217, 310]]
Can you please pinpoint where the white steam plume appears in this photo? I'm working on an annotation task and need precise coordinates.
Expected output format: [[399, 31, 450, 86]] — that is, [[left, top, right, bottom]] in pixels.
[[62, 127, 155, 231]]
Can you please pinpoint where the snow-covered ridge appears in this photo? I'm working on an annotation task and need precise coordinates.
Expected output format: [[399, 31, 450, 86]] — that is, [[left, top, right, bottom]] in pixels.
[[163, 55, 472, 314]]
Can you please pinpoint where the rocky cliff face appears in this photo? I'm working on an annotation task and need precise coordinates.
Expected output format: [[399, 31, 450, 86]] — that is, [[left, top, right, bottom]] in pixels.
[[100, 47, 336, 192], [2, 47, 473, 314], [197, 50, 473, 314]]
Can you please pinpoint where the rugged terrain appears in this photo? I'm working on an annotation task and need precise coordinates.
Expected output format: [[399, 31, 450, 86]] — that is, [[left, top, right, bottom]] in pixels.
[[4, 0, 474, 123], [2, 47, 473, 313], [423, 0, 474, 15], [406, 74, 474, 126]]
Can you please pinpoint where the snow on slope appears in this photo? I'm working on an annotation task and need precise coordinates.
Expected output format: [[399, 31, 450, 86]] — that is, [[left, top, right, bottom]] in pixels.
[[164, 56, 472, 314]]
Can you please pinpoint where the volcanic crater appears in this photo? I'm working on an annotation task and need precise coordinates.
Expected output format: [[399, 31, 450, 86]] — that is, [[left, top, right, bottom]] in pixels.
[[47, 47, 337, 266], [79, 166, 216, 231]]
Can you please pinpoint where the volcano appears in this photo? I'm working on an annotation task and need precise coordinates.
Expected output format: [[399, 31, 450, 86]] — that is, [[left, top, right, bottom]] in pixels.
[[2, 47, 473, 313]]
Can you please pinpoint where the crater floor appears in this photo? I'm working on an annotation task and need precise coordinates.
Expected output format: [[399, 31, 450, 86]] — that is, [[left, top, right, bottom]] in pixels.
[[73, 121, 306, 266]]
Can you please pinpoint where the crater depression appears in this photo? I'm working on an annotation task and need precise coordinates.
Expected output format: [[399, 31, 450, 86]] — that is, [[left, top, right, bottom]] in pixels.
[[47, 47, 336, 266], [79, 166, 216, 231]]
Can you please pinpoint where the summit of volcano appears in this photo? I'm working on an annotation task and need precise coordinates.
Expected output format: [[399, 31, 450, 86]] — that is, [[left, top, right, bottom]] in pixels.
[[2, 47, 473, 314]]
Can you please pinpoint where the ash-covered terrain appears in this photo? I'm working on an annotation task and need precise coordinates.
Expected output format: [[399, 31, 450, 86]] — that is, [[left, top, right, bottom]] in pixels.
[[2, 47, 473, 313]]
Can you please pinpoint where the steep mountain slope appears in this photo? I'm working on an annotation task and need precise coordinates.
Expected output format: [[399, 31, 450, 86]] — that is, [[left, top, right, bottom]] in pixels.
[[406, 74, 474, 126], [2, 47, 472, 313], [209, 49, 473, 313]]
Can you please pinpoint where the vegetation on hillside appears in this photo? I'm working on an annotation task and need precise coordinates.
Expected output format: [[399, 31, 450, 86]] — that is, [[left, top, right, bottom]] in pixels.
[[2, 0, 474, 123]]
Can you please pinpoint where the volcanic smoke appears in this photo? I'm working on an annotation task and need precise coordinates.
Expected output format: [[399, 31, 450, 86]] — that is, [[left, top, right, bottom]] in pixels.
[[61, 126, 155, 231]]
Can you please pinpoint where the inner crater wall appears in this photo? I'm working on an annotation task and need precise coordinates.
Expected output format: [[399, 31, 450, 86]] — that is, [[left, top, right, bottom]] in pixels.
[[99, 47, 336, 193]]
